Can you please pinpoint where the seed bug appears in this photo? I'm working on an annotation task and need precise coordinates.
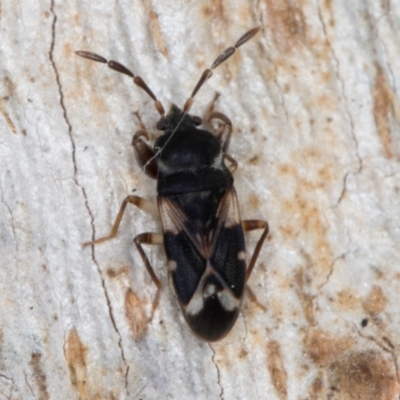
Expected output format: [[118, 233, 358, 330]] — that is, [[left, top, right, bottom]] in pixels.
[[77, 26, 269, 341]]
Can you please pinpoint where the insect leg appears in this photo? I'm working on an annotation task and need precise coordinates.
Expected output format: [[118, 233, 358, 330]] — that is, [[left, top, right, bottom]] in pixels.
[[242, 219, 269, 282], [132, 130, 158, 179], [208, 111, 232, 152], [207, 111, 238, 173], [245, 285, 266, 311], [82, 195, 158, 246], [134, 232, 163, 319], [242, 219, 269, 310]]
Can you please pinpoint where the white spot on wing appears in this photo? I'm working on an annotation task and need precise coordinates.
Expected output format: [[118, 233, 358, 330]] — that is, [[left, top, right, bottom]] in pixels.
[[184, 263, 242, 316], [218, 290, 241, 311], [186, 289, 204, 316], [203, 283, 217, 298], [167, 260, 177, 272], [222, 189, 241, 228]]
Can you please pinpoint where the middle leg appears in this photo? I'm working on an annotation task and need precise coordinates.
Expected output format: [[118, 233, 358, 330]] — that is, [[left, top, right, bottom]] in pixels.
[[83, 195, 158, 246], [134, 232, 164, 319]]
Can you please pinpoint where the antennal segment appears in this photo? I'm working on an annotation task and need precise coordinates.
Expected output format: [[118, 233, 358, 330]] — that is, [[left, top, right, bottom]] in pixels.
[[183, 26, 261, 112], [75, 51, 165, 116]]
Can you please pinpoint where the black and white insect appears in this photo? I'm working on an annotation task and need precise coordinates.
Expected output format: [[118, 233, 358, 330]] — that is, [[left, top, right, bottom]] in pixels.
[[77, 26, 269, 341]]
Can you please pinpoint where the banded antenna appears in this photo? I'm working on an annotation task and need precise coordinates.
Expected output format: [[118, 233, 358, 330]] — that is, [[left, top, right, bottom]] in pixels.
[[76, 26, 261, 116], [75, 51, 165, 117], [183, 26, 261, 112]]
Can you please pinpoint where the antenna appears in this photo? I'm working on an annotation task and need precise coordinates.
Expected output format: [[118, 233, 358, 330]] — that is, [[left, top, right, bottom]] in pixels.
[[183, 26, 261, 112], [75, 51, 165, 116]]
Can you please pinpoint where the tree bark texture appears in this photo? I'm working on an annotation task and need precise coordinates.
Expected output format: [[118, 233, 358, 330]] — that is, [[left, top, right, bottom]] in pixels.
[[0, 1, 400, 399]]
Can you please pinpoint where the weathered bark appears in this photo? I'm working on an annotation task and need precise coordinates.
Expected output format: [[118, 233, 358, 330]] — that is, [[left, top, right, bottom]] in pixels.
[[0, 1, 399, 399]]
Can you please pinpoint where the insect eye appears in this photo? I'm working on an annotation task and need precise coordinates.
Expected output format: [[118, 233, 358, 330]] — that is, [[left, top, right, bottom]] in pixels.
[[156, 117, 167, 130], [192, 116, 202, 126]]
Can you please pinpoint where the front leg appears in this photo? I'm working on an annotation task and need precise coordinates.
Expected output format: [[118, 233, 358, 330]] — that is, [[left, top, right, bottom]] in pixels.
[[207, 111, 238, 173], [132, 130, 158, 179]]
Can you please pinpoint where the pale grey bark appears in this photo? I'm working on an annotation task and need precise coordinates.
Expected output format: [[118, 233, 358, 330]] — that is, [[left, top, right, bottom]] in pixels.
[[1, 1, 400, 399]]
